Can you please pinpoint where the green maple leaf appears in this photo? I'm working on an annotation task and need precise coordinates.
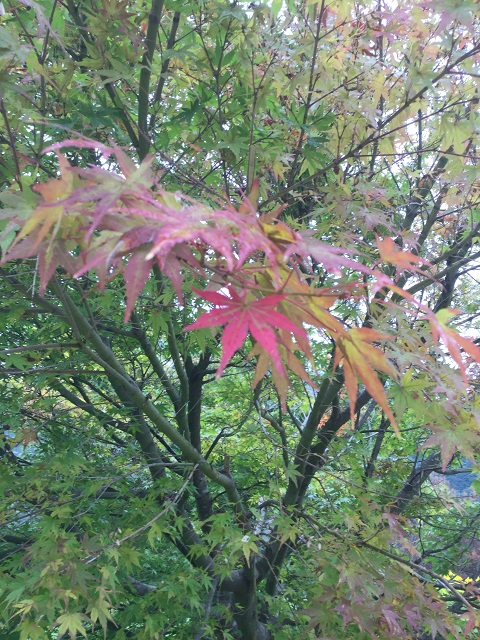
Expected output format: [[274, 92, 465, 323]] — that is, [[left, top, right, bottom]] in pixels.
[[56, 612, 87, 639], [390, 370, 434, 417], [421, 409, 480, 471]]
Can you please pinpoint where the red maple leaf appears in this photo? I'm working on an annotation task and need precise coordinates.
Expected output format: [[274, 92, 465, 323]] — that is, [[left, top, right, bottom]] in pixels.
[[185, 287, 308, 378]]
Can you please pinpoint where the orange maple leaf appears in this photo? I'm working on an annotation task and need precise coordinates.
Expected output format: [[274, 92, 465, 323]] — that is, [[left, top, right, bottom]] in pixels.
[[376, 235, 430, 274], [333, 327, 399, 433]]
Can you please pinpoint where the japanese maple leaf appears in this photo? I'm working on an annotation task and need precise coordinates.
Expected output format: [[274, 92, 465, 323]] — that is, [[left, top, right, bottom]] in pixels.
[[376, 235, 430, 275], [7, 154, 74, 253], [421, 407, 480, 471], [185, 287, 308, 378], [286, 231, 372, 275], [43, 140, 159, 238], [333, 327, 398, 432], [430, 308, 480, 383], [123, 247, 154, 322]]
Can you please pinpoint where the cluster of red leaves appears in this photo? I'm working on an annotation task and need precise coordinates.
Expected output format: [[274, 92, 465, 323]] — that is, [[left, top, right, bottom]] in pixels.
[[2, 140, 479, 417]]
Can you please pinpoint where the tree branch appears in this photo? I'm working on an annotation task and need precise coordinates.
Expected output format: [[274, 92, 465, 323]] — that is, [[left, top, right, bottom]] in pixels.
[[149, 10, 181, 130], [138, 0, 165, 159]]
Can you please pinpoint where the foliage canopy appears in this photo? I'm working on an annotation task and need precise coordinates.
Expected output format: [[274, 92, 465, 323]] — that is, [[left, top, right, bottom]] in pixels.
[[1, 1, 480, 638]]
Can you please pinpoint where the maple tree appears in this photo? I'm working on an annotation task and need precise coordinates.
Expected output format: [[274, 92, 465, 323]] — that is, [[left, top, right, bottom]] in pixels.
[[0, 0, 480, 638]]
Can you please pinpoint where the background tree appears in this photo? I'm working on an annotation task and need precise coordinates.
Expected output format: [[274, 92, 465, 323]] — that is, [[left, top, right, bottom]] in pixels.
[[1, 1, 480, 639]]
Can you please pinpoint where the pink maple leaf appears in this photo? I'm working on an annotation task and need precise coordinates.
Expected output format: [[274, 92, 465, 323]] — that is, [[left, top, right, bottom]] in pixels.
[[286, 231, 372, 276], [430, 308, 480, 383], [184, 287, 308, 378]]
